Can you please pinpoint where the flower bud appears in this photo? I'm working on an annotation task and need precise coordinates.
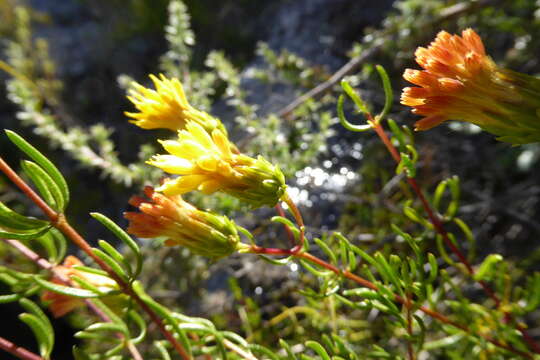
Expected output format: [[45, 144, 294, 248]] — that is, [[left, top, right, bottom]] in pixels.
[[125, 74, 226, 134], [41, 256, 117, 317], [401, 29, 540, 144], [124, 186, 247, 259], [147, 121, 287, 208]]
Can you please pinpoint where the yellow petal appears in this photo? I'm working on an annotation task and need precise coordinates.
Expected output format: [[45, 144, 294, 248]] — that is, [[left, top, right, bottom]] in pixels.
[[199, 179, 222, 194], [196, 156, 219, 171], [158, 175, 208, 195], [148, 155, 194, 174], [186, 121, 214, 150], [212, 129, 233, 159]]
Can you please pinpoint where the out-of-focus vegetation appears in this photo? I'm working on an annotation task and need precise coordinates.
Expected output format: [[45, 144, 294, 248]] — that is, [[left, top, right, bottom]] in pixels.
[[0, 0, 539, 359]]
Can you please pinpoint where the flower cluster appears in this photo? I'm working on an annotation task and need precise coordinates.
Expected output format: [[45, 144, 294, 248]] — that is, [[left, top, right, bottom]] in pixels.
[[401, 29, 540, 144], [124, 74, 287, 259], [41, 256, 117, 317], [124, 186, 247, 259]]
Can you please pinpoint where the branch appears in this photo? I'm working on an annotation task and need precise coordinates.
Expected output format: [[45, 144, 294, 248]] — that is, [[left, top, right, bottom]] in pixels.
[[0, 336, 43, 360], [371, 120, 540, 355], [0, 156, 191, 360], [2, 239, 144, 360]]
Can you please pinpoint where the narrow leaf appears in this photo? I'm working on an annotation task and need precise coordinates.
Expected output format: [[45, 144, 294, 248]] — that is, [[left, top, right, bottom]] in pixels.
[[6, 130, 69, 205], [0, 202, 48, 230], [34, 276, 101, 298], [90, 213, 142, 277]]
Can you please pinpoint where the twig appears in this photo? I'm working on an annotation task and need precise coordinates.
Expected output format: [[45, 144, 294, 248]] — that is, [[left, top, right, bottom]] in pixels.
[[0, 156, 191, 360], [0, 336, 43, 360], [276, 0, 498, 118], [371, 120, 540, 355], [295, 252, 533, 359], [2, 239, 144, 360]]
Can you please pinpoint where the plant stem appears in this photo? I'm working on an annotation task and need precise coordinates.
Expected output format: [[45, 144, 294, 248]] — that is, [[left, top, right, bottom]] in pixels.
[[295, 251, 532, 359], [0, 156, 191, 360], [371, 121, 540, 354], [0, 336, 43, 360], [3, 239, 143, 360]]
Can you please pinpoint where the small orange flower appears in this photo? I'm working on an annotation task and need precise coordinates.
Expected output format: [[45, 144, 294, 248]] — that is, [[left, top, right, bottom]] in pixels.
[[124, 186, 247, 259], [41, 256, 117, 317], [401, 29, 540, 144]]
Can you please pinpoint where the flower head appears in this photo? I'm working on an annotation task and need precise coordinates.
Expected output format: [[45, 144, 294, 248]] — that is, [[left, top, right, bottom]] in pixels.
[[125, 74, 226, 134], [401, 29, 540, 144], [124, 186, 246, 259], [41, 256, 117, 317], [148, 121, 286, 207]]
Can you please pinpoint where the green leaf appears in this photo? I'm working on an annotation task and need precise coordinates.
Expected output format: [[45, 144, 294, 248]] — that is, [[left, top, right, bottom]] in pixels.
[[72, 265, 109, 277], [85, 322, 129, 336], [427, 253, 438, 283], [34, 276, 101, 298], [279, 339, 298, 359], [473, 254, 503, 281], [248, 344, 280, 360], [20, 160, 62, 211], [6, 130, 69, 206], [129, 310, 147, 344], [90, 213, 142, 278], [375, 65, 393, 121], [154, 341, 172, 360], [342, 288, 380, 300], [0, 201, 48, 230], [18, 300, 54, 360], [341, 80, 369, 114], [37, 231, 58, 264], [19, 313, 53, 359], [132, 281, 192, 356], [0, 294, 21, 303], [337, 94, 372, 133], [313, 238, 337, 265], [0, 224, 51, 240], [98, 240, 132, 276], [72, 346, 94, 360], [257, 254, 292, 266], [305, 341, 331, 360], [92, 248, 128, 282], [19, 299, 54, 359]]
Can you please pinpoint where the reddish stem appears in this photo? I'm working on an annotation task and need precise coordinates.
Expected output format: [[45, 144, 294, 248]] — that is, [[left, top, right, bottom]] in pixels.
[[0, 156, 191, 360], [3, 239, 143, 360], [275, 203, 296, 247], [0, 336, 43, 360], [371, 121, 540, 354], [295, 252, 532, 359]]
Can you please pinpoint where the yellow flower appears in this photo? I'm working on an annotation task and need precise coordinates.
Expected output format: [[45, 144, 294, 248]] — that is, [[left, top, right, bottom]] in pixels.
[[125, 74, 226, 134], [401, 29, 540, 144], [148, 121, 286, 208], [124, 186, 247, 259], [41, 256, 117, 317]]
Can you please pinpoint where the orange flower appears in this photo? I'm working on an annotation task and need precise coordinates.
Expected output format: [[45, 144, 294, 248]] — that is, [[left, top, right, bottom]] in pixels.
[[124, 186, 247, 259], [41, 256, 117, 317], [401, 29, 540, 144]]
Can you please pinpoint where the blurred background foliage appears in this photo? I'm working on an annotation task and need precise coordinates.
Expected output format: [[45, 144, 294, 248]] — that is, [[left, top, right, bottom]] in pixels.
[[1, 0, 540, 358]]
